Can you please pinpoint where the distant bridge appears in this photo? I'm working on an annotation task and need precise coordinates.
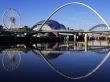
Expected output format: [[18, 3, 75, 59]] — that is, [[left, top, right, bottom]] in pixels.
[[89, 24, 110, 31]]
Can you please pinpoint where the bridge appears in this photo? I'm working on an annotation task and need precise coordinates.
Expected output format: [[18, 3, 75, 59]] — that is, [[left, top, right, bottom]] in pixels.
[[1, 2, 110, 44]]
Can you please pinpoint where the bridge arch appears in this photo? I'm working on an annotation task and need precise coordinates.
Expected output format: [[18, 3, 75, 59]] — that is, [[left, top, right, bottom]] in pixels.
[[33, 2, 110, 79], [38, 2, 110, 31], [89, 24, 110, 31], [32, 49, 110, 79]]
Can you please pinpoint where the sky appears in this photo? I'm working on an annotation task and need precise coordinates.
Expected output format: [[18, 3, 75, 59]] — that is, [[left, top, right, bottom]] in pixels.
[[0, 0, 110, 30]]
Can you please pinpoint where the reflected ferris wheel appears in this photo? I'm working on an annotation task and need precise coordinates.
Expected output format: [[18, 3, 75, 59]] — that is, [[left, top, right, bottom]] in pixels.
[[2, 49, 21, 71], [2, 8, 21, 31]]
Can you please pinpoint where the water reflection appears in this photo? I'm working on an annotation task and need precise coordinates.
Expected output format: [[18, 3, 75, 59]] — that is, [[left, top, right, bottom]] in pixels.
[[2, 49, 21, 71], [37, 48, 110, 79], [0, 41, 110, 80]]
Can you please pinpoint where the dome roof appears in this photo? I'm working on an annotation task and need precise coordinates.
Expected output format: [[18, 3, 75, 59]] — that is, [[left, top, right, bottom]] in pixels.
[[32, 20, 66, 30], [60, 24, 66, 29]]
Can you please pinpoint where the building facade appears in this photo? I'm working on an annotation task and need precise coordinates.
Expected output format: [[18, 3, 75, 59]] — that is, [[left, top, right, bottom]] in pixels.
[[32, 20, 66, 36]]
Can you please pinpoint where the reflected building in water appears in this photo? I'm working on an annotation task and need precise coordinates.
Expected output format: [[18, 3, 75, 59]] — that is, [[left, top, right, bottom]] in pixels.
[[0, 40, 110, 71]]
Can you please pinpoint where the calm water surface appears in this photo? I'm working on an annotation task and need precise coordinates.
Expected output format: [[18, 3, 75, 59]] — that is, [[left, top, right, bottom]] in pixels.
[[0, 41, 110, 82]]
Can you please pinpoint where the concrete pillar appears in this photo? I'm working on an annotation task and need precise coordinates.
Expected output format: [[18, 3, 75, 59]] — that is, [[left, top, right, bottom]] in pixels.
[[64, 37, 66, 43], [107, 40, 110, 46], [66, 35, 69, 43], [99, 40, 101, 46], [99, 34, 101, 46], [92, 40, 94, 46], [98, 36, 100, 40], [91, 33, 94, 46], [74, 34, 76, 43], [84, 33, 88, 52], [74, 33, 76, 49], [106, 36, 108, 40], [84, 33, 88, 43]]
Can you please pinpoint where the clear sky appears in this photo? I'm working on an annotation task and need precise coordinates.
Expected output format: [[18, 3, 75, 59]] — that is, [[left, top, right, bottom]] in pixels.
[[0, 0, 110, 30]]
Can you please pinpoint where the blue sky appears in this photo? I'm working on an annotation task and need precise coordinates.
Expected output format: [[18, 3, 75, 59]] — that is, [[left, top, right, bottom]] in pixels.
[[0, 0, 110, 30]]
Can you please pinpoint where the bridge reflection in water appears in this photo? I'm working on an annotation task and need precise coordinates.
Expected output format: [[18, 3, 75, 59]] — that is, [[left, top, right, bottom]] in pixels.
[[0, 40, 110, 81]]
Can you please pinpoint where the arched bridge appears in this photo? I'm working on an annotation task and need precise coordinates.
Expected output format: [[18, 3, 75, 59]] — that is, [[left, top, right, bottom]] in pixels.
[[89, 24, 110, 31]]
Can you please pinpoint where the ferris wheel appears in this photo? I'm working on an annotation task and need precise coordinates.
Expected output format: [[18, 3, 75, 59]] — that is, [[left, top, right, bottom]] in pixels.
[[2, 8, 21, 30]]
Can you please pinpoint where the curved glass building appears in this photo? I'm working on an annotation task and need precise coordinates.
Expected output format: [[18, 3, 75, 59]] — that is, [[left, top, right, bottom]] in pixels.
[[32, 20, 66, 31]]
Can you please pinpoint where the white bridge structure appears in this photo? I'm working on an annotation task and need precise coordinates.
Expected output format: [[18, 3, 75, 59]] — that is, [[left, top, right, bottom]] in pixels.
[[30, 2, 110, 80]]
